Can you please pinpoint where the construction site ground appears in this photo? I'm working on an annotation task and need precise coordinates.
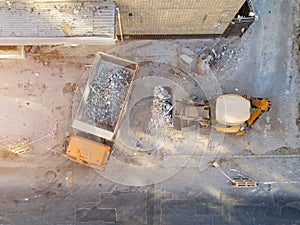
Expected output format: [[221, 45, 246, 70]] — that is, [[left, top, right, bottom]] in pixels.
[[0, 0, 299, 224]]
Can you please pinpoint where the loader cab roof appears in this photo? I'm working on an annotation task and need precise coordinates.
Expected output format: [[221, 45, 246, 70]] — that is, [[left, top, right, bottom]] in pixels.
[[216, 94, 250, 126]]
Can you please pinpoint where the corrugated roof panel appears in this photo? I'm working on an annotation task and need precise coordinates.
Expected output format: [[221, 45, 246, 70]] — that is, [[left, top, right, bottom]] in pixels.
[[0, 1, 116, 43], [115, 0, 245, 35]]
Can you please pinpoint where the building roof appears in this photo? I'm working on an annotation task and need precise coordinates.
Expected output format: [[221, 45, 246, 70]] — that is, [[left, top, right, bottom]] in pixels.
[[0, 1, 116, 45], [115, 0, 245, 35]]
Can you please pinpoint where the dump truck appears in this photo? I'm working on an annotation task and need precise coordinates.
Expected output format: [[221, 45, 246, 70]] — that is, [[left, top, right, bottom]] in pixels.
[[174, 93, 272, 134], [66, 52, 138, 170], [73, 52, 138, 141]]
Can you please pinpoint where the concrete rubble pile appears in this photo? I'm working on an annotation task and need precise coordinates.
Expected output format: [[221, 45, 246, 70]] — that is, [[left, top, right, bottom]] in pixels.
[[151, 86, 173, 128], [83, 67, 131, 127]]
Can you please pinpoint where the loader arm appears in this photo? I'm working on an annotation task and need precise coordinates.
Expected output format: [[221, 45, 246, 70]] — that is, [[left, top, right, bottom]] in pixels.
[[246, 98, 273, 126]]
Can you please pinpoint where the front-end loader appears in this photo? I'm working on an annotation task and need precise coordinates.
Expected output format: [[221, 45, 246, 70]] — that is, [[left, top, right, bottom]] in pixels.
[[213, 94, 272, 134], [174, 93, 272, 135]]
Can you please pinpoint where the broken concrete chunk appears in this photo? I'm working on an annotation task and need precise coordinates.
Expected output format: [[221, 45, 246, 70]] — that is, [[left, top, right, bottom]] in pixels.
[[177, 54, 196, 74]]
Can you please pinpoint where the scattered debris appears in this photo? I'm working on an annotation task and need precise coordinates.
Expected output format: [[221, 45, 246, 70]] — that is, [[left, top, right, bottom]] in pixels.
[[62, 82, 76, 94], [192, 38, 245, 74], [212, 161, 220, 168], [6, 0, 13, 9], [151, 86, 173, 128], [31, 49, 64, 65], [194, 46, 208, 57], [267, 184, 272, 191], [211, 48, 219, 59], [271, 147, 300, 155], [249, 12, 255, 17], [194, 58, 204, 74], [18, 197, 29, 202]]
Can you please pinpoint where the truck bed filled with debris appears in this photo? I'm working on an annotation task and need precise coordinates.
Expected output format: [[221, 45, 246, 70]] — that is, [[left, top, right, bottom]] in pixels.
[[73, 52, 138, 140]]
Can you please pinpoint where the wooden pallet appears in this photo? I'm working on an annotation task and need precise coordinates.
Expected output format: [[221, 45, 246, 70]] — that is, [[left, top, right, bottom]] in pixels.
[[231, 177, 258, 188], [6, 138, 32, 154]]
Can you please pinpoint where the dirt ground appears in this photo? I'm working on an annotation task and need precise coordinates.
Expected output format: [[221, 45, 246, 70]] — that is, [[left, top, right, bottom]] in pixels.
[[0, 0, 299, 224]]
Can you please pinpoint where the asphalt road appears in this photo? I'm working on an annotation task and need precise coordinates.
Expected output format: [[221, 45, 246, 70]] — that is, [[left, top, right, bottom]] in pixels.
[[0, 156, 299, 225]]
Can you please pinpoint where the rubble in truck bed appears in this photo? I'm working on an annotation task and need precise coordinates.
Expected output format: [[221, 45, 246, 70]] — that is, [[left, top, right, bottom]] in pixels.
[[73, 52, 138, 140], [151, 86, 173, 128], [83, 67, 131, 128]]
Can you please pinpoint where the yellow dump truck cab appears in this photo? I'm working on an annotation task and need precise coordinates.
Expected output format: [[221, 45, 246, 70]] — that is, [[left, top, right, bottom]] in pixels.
[[66, 135, 111, 170]]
